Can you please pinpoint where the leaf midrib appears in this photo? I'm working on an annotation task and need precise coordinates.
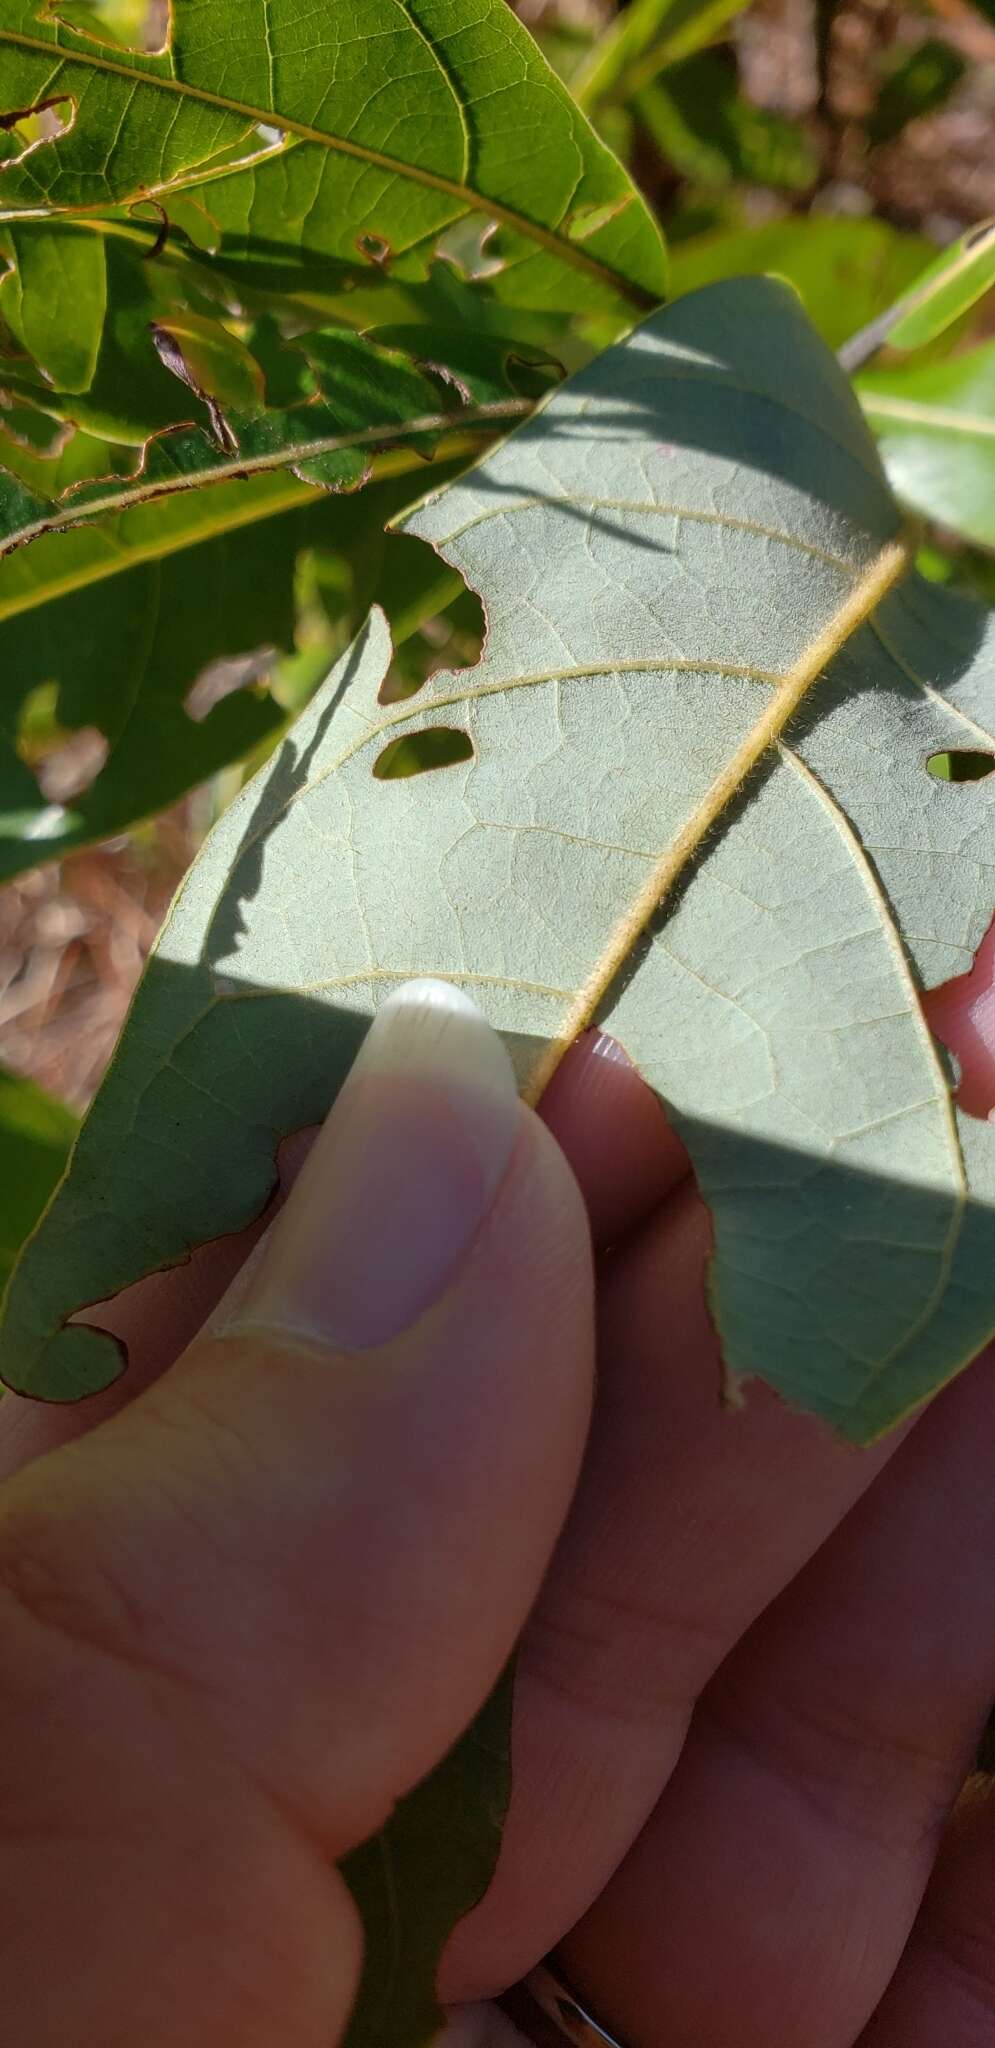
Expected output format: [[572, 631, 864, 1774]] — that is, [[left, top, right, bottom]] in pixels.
[[0, 26, 657, 307], [860, 390, 995, 440], [0, 407, 524, 589]]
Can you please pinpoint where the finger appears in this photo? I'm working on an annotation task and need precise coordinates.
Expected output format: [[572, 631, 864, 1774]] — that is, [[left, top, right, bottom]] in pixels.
[[858, 1772, 995, 2045], [442, 920, 995, 1999], [0, 1029, 672, 1482], [559, 1346, 995, 2048], [0, 1126, 316, 1483], [538, 1031, 688, 1247], [443, 1177, 901, 1997], [0, 982, 593, 2048]]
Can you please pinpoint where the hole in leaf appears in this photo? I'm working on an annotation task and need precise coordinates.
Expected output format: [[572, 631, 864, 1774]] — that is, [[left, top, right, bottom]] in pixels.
[[926, 750, 995, 782], [374, 531, 486, 705], [16, 682, 108, 802], [356, 232, 391, 269], [185, 649, 275, 723], [923, 911, 995, 1120], [35, 729, 109, 804], [0, 95, 75, 161], [50, 0, 170, 53], [373, 728, 473, 780]]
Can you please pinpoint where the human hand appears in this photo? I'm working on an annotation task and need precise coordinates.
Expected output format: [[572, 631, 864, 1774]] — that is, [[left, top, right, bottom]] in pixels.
[[0, 962, 992, 2048]]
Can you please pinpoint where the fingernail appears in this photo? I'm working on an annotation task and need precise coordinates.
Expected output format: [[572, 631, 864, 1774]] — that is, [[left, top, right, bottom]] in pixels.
[[233, 979, 519, 1349]]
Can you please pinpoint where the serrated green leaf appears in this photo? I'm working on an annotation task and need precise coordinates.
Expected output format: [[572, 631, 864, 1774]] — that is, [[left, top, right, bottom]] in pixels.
[[669, 214, 934, 349], [0, 1065, 77, 1285], [0, 218, 106, 390], [858, 341, 995, 550], [886, 218, 995, 352], [0, 0, 666, 317], [4, 276, 994, 1451]]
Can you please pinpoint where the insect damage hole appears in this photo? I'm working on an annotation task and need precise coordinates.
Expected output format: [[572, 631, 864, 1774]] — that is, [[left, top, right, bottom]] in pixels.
[[373, 729, 473, 780], [926, 751, 995, 782]]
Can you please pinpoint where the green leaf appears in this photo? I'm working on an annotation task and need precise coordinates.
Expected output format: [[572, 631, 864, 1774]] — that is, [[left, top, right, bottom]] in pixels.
[[0, 0, 666, 317], [0, 218, 106, 390], [0, 231, 216, 443], [857, 341, 995, 550], [4, 275, 994, 1453], [0, 1066, 77, 1286], [670, 214, 934, 349], [635, 56, 818, 191], [0, 459, 472, 873], [0, 335, 534, 557], [885, 218, 995, 352], [572, 0, 751, 110], [339, 1666, 513, 2048], [866, 38, 966, 148]]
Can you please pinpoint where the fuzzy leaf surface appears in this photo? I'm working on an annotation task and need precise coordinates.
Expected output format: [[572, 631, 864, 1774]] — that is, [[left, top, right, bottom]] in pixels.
[[3, 278, 994, 1448]]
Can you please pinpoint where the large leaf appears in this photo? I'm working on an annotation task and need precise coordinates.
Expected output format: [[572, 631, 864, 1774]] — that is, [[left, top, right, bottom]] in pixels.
[[0, 0, 665, 317], [3, 276, 995, 1447], [857, 342, 995, 550], [0, 1065, 77, 1285]]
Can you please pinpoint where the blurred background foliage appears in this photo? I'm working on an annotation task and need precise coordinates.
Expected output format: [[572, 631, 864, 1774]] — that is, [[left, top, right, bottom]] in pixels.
[[1, 0, 994, 1164]]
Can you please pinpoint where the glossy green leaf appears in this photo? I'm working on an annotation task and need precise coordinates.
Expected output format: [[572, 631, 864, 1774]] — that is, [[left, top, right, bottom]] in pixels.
[[5, 276, 994, 1452], [886, 218, 995, 352], [0, 1066, 77, 1286], [0, 219, 106, 391], [670, 214, 933, 349], [867, 38, 966, 148], [0, 0, 666, 318], [857, 341, 995, 549]]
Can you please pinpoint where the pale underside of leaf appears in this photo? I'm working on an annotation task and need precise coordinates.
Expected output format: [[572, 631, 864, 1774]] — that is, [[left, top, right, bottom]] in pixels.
[[2, 278, 994, 1448]]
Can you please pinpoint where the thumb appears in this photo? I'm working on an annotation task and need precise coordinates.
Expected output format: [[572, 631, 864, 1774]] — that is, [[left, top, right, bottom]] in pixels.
[[0, 981, 593, 2048]]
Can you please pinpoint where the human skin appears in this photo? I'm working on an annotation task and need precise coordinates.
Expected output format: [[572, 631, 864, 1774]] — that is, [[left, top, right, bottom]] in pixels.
[[0, 957, 992, 2048]]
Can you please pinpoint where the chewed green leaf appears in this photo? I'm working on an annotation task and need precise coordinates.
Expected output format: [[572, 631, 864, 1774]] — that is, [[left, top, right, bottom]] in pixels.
[[3, 277, 994, 1448], [0, 0, 666, 316], [0, 327, 534, 557], [858, 341, 995, 550], [0, 462, 467, 874]]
